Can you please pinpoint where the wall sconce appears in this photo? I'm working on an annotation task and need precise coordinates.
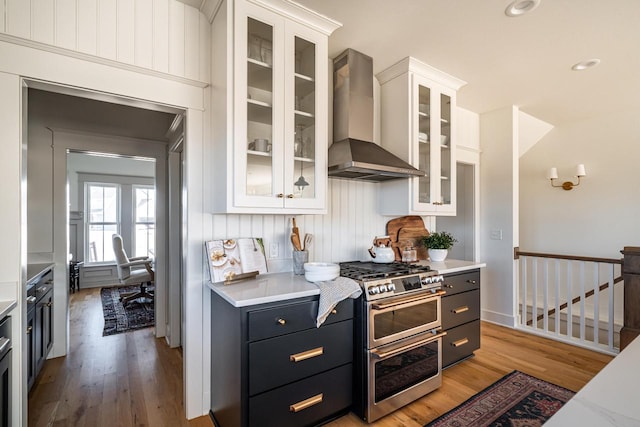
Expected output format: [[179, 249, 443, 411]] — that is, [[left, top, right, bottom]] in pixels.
[[548, 164, 586, 190]]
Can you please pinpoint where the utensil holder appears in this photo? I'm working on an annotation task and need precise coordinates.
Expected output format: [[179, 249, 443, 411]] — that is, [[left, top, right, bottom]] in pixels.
[[292, 250, 308, 275]]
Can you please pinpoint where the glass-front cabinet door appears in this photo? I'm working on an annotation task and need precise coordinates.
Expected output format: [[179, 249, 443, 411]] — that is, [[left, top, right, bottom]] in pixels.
[[412, 75, 456, 214], [232, 2, 327, 212]]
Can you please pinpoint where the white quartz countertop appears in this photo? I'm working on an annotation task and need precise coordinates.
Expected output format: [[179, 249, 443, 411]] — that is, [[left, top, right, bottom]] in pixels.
[[546, 335, 640, 426], [0, 299, 17, 319], [416, 259, 486, 274], [207, 272, 319, 307]]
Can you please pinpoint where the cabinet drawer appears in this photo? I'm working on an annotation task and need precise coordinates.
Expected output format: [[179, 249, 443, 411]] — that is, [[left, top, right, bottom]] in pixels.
[[248, 299, 353, 342], [249, 363, 352, 427], [249, 320, 353, 395], [442, 290, 479, 330], [442, 269, 480, 297], [443, 319, 480, 368]]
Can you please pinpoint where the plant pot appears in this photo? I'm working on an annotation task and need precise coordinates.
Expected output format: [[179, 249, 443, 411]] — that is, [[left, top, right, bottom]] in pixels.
[[428, 248, 448, 262]]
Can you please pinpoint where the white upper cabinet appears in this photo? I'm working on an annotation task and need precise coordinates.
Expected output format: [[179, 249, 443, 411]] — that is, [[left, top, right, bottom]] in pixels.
[[377, 57, 466, 216], [210, 0, 340, 214]]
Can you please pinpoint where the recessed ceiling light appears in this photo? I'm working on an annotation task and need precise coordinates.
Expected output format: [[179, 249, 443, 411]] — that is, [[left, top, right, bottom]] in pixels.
[[505, 0, 540, 17], [571, 59, 601, 71]]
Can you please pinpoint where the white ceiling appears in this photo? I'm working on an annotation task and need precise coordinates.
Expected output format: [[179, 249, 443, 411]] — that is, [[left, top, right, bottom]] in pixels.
[[290, 0, 640, 126]]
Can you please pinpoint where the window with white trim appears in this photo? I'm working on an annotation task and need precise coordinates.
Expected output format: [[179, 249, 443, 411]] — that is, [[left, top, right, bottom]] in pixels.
[[134, 185, 156, 258], [86, 183, 119, 262]]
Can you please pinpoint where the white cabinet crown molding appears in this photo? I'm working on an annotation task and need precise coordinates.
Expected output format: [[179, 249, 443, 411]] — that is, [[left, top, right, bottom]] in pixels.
[[377, 56, 467, 90], [247, 0, 342, 35]]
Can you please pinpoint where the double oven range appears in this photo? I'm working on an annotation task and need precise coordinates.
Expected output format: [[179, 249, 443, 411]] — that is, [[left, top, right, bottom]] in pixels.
[[340, 261, 446, 423]]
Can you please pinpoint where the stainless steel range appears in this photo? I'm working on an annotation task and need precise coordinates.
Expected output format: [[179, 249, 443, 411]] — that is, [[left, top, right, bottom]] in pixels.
[[340, 261, 446, 423]]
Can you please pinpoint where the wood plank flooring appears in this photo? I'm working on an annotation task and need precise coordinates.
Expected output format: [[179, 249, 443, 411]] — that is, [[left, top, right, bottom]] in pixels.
[[29, 288, 613, 427]]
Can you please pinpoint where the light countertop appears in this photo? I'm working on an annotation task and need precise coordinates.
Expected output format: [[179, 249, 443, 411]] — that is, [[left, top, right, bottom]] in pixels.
[[0, 300, 17, 319], [27, 262, 55, 285], [207, 272, 319, 307], [546, 335, 640, 426], [207, 259, 485, 308], [417, 259, 486, 275]]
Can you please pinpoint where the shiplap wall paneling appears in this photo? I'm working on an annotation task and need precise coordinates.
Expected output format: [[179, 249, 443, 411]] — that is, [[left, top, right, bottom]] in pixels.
[[199, 13, 210, 82], [78, 0, 98, 55], [56, 0, 77, 50], [6, 0, 30, 39], [184, 6, 199, 80], [117, 0, 136, 64], [135, 0, 154, 69], [0, 0, 5, 33], [98, 0, 117, 60], [168, 0, 185, 77], [32, 0, 55, 44], [153, 0, 170, 73]]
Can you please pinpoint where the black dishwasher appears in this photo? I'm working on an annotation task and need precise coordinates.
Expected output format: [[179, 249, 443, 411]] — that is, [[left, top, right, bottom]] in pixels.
[[0, 315, 11, 427]]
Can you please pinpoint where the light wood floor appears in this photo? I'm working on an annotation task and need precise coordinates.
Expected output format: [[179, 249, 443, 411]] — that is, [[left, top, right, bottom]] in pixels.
[[29, 288, 613, 426]]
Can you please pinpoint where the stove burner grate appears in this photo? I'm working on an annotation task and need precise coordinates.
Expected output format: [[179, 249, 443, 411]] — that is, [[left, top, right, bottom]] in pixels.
[[339, 261, 431, 281]]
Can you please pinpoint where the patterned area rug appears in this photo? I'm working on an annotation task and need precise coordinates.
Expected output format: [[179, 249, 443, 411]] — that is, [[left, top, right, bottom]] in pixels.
[[425, 370, 575, 427], [101, 285, 154, 336]]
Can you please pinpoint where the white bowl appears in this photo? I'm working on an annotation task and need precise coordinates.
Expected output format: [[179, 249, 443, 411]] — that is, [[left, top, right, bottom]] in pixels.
[[440, 135, 449, 146], [304, 262, 339, 282]]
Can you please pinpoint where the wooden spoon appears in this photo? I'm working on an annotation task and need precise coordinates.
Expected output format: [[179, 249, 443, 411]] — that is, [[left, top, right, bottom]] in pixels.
[[291, 233, 302, 251], [292, 217, 300, 240]]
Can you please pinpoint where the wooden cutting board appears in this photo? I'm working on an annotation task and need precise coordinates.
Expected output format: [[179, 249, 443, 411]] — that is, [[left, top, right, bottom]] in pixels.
[[386, 216, 430, 261]]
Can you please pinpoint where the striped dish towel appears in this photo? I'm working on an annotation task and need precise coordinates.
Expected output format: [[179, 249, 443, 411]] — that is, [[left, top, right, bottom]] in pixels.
[[314, 277, 362, 327]]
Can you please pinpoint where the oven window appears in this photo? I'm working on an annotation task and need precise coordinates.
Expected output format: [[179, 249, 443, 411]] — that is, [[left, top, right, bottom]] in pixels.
[[373, 300, 438, 339], [375, 339, 438, 402]]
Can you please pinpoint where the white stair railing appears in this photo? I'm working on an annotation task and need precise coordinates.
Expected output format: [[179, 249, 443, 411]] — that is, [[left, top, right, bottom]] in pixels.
[[514, 248, 623, 355]]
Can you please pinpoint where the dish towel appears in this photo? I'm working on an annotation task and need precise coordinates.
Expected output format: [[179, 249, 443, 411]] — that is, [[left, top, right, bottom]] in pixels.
[[314, 277, 362, 327]]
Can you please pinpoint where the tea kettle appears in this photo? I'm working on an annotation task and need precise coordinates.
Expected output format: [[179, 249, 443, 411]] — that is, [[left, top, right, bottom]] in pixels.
[[368, 236, 395, 263]]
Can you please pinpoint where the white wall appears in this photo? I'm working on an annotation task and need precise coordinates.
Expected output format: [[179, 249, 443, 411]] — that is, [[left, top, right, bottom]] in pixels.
[[479, 106, 519, 327], [0, 0, 210, 83], [520, 109, 640, 257]]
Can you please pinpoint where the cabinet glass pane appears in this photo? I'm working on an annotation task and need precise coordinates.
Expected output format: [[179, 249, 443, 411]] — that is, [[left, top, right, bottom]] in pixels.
[[418, 85, 431, 204], [440, 93, 451, 204], [292, 36, 316, 199], [247, 18, 274, 197]]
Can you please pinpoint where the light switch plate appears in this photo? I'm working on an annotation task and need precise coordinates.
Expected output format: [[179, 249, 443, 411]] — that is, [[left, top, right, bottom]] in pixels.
[[269, 242, 279, 258]]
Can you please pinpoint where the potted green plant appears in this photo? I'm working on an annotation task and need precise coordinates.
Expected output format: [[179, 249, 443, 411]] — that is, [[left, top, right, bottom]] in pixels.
[[420, 231, 457, 262]]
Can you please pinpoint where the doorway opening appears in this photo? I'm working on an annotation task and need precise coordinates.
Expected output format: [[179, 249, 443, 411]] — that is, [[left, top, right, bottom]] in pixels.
[[24, 83, 186, 422]]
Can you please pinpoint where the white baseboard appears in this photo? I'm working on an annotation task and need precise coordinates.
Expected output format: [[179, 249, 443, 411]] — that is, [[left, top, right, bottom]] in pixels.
[[481, 309, 517, 327]]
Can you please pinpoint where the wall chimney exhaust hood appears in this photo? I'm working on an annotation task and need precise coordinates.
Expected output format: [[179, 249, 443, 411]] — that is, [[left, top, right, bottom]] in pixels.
[[328, 49, 424, 181]]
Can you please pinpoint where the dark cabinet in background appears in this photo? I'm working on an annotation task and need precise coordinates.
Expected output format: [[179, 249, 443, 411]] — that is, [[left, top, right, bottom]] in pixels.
[[26, 266, 54, 392], [441, 269, 481, 368]]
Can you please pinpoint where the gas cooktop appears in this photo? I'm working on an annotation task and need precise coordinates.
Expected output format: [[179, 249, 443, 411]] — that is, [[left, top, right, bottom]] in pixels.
[[339, 261, 432, 281]]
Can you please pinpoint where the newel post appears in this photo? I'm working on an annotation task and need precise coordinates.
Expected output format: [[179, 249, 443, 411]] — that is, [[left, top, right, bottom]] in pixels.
[[621, 247, 640, 350]]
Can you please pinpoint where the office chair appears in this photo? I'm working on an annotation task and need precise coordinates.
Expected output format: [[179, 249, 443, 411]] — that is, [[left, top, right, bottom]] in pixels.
[[112, 234, 154, 307]]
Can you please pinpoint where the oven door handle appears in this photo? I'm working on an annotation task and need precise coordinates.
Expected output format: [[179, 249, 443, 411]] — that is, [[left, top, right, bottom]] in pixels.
[[371, 290, 447, 310], [371, 331, 447, 360]]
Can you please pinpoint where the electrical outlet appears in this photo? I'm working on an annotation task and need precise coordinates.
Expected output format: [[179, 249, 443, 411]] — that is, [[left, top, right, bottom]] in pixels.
[[490, 229, 503, 240], [269, 242, 279, 258]]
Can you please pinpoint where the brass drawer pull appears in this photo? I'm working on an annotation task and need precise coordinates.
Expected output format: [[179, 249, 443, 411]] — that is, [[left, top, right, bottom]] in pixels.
[[276, 193, 284, 198], [331, 309, 337, 315], [290, 346, 324, 362], [286, 194, 294, 198], [452, 337, 469, 347], [452, 306, 469, 314], [290, 393, 323, 413], [276, 318, 286, 325]]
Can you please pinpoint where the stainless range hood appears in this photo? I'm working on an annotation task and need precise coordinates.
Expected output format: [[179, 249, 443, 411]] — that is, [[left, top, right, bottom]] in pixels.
[[328, 49, 424, 182]]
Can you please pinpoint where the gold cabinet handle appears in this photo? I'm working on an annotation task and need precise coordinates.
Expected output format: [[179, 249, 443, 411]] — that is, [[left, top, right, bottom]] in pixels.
[[276, 318, 286, 325], [452, 306, 469, 314], [276, 193, 284, 198], [290, 347, 323, 363], [331, 309, 337, 315], [452, 337, 469, 347], [286, 194, 294, 198], [26, 326, 33, 335], [290, 393, 323, 413]]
